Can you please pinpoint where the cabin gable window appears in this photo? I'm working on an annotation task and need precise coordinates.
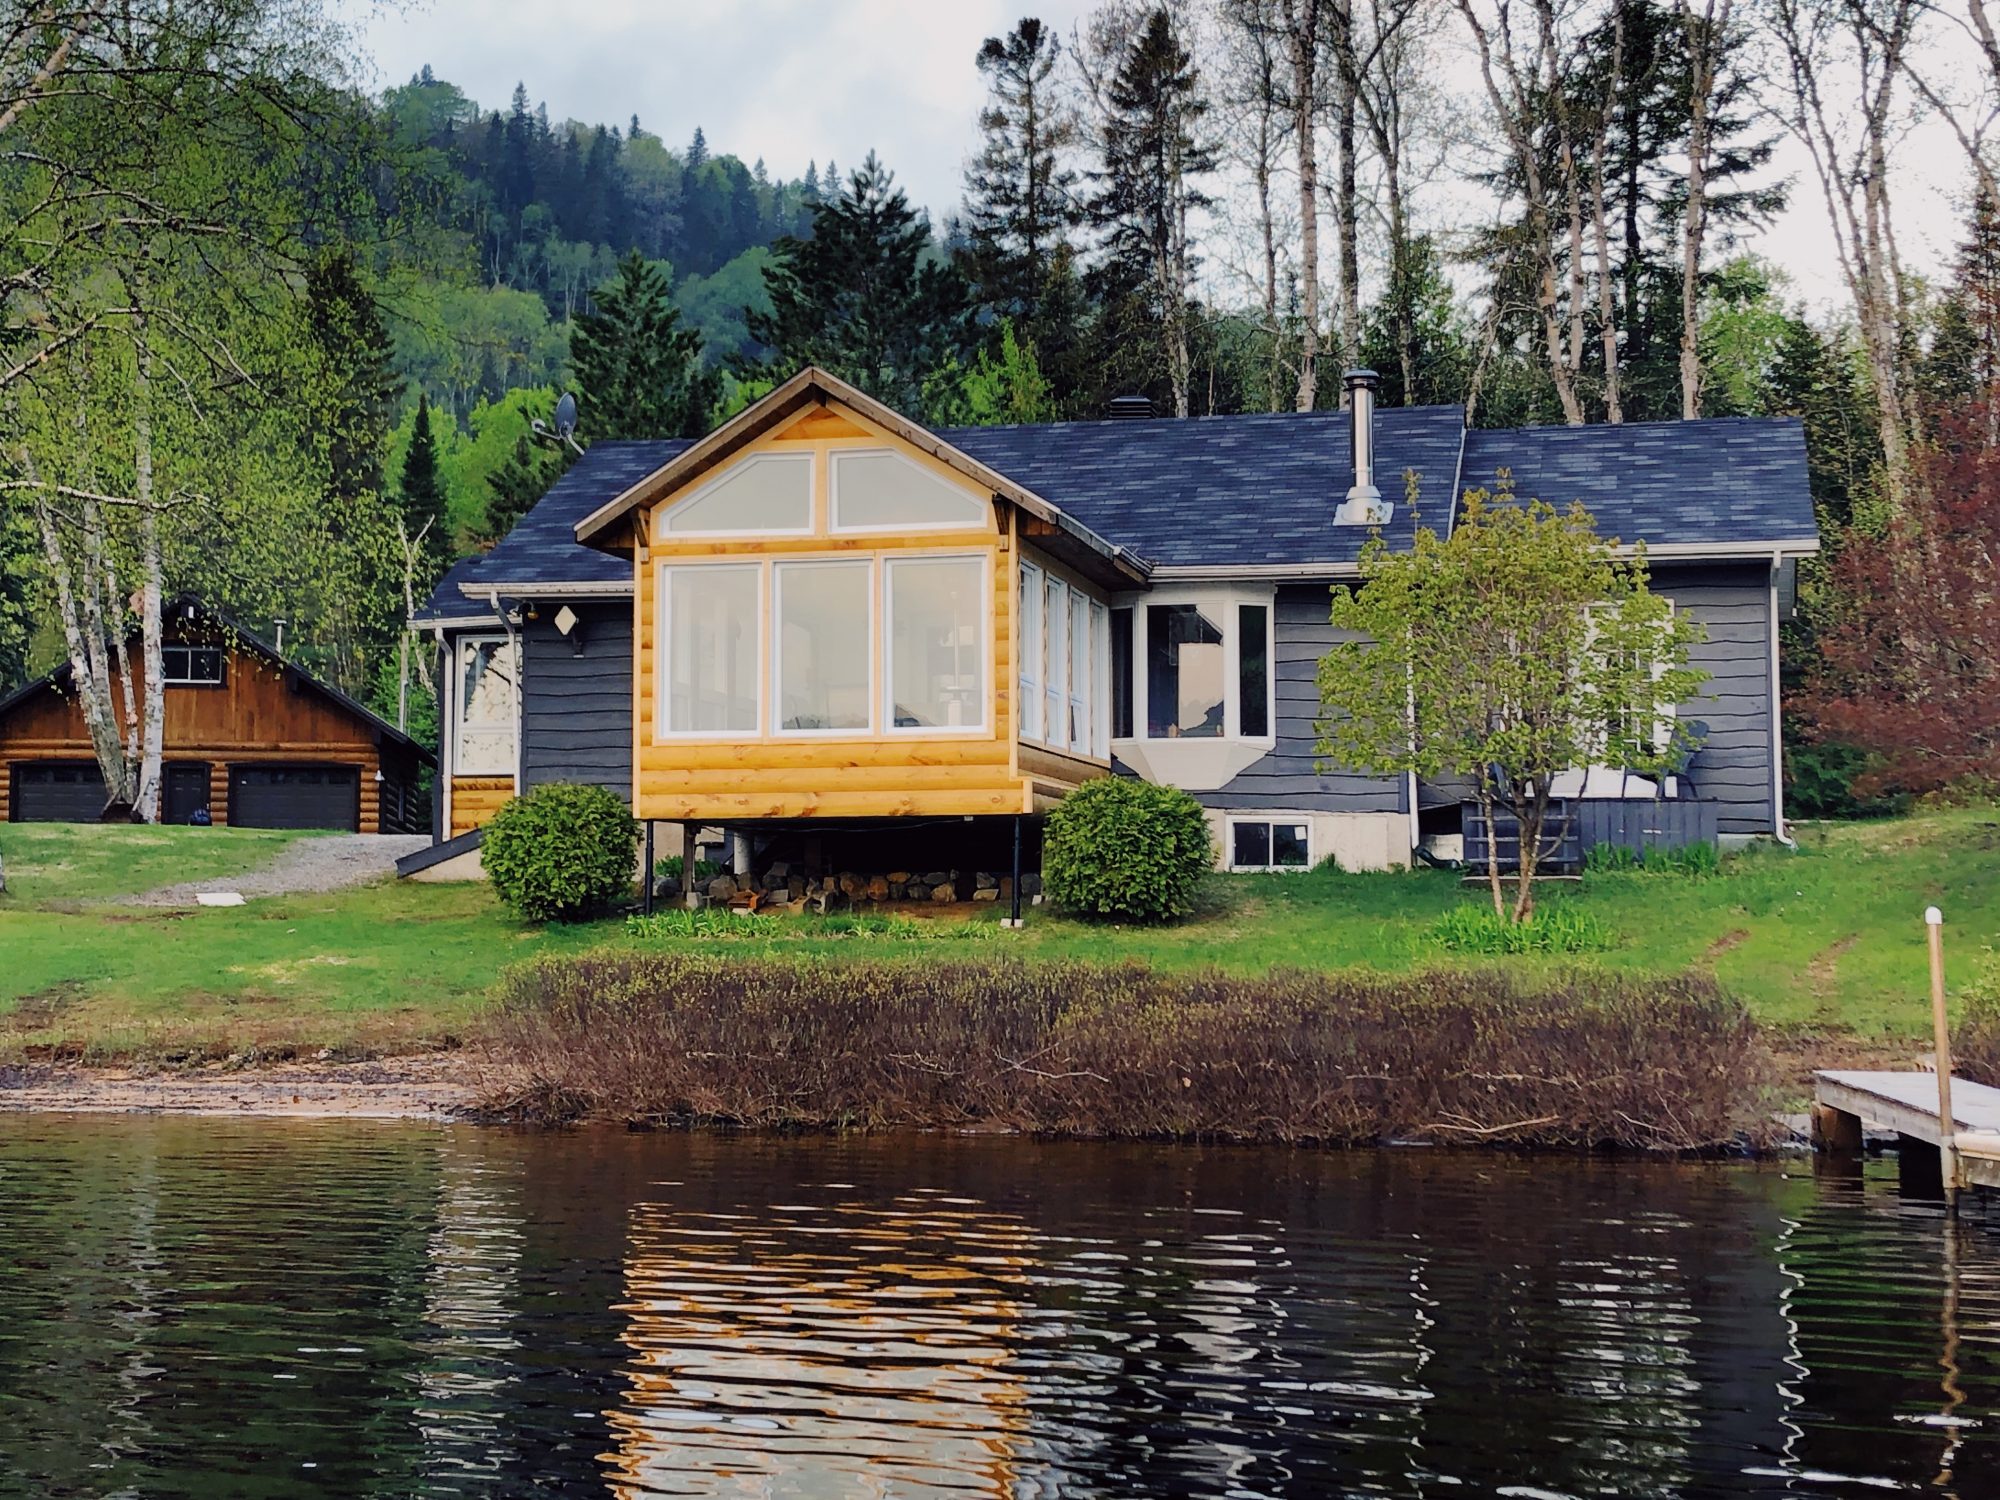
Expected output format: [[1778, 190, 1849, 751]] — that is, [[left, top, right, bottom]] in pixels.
[[161, 645, 225, 686], [831, 448, 990, 533], [660, 453, 813, 537]]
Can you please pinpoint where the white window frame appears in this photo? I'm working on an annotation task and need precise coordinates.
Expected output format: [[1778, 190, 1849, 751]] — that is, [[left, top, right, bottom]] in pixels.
[[1019, 562, 1044, 741], [1225, 814, 1314, 873], [1069, 589, 1091, 754], [161, 645, 225, 686], [829, 447, 991, 534], [881, 552, 991, 736], [1584, 598, 1677, 759], [1044, 574, 1068, 743], [657, 452, 815, 539], [655, 561, 766, 741], [452, 633, 519, 777], [1126, 587, 1277, 746], [772, 558, 876, 738], [1091, 601, 1111, 758]]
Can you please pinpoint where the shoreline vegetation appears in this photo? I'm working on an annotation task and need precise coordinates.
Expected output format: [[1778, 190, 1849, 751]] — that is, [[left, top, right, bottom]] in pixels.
[[3, 812, 1998, 1148]]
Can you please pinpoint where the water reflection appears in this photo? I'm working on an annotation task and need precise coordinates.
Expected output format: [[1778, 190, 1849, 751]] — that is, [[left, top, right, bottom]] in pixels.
[[1, 1122, 1999, 1497]]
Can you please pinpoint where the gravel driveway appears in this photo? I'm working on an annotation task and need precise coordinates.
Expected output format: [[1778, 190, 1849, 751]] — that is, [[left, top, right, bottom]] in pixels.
[[123, 833, 431, 906]]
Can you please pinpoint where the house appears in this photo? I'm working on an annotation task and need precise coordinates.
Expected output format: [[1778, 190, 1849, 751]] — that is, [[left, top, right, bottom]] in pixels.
[[0, 598, 432, 831], [402, 366, 1817, 881]]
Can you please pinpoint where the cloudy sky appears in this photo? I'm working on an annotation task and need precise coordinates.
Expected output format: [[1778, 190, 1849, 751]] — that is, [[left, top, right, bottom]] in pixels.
[[355, 0, 1970, 314]]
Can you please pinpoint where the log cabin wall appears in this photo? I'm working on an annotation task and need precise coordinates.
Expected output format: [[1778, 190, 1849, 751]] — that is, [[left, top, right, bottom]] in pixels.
[[628, 402, 1113, 824], [0, 630, 419, 832]]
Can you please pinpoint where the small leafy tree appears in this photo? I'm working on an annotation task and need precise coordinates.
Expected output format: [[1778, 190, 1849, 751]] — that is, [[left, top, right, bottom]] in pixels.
[[1315, 475, 1706, 922]]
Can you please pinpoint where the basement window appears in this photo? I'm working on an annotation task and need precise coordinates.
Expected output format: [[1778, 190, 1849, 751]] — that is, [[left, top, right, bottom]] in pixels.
[[162, 646, 224, 685], [1230, 818, 1311, 872]]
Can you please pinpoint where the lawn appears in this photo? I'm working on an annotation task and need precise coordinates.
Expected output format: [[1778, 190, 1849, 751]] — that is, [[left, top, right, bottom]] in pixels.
[[1, 811, 1995, 1061]]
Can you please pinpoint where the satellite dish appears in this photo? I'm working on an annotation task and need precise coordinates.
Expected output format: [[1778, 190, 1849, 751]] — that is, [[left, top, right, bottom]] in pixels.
[[530, 390, 586, 456]]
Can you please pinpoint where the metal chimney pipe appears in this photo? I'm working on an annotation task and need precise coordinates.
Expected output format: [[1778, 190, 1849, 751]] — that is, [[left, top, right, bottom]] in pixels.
[[1334, 368, 1389, 525]]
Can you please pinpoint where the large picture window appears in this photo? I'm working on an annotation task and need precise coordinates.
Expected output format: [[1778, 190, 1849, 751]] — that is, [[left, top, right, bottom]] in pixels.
[[1019, 563, 1043, 740], [454, 635, 518, 776], [776, 562, 871, 733], [1044, 574, 1067, 739], [1147, 603, 1226, 739], [662, 565, 761, 734], [885, 556, 986, 731]]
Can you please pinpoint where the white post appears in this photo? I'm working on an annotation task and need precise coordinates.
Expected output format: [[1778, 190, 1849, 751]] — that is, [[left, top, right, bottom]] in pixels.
[[1929, 905, 1959, 1199]]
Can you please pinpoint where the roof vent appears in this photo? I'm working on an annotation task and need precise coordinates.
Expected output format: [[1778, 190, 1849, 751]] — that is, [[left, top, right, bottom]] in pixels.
[[1334, 368, 1391, 526], [1107, 394, 1156, 421]]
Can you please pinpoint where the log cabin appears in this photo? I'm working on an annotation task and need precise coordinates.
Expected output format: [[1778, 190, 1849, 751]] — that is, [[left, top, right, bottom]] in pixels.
[[0, 598, 430, 832], [401, 366, 1818, 882]]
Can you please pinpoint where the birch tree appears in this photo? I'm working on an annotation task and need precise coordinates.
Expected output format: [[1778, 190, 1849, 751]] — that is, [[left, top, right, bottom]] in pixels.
[[1768, 0, 1921, 501], [1677, 0, 1738, 417]]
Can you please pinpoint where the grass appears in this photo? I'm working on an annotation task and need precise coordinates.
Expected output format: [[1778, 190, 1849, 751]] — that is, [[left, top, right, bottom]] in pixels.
[[1, 809, 1995, 1061]]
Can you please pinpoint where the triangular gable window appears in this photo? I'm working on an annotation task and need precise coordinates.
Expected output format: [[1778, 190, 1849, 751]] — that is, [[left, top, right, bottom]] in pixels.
[[831, 448, 989, 533], [661, 452, 813, 536]]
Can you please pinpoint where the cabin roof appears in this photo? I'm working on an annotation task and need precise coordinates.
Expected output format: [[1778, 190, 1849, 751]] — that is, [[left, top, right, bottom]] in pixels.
[[0, 597, 434, 762], [1460, 417, 1819, 551], [417, 399, 1819, 613]]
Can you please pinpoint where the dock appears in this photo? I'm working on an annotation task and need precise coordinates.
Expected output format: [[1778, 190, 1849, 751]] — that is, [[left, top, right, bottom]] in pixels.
[[1814, 1069, 2000, 1191]]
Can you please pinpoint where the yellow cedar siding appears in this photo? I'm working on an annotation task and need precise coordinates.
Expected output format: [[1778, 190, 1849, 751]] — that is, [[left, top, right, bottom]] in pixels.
[[627, 400, 1101, 823], [450, 775, 514, 837]]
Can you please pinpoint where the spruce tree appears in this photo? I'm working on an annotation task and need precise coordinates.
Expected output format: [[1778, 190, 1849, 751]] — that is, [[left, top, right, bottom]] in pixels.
[[743, 152, 977, 413], [570, 250, 719, 439], [305, 247, 401, 508], [399, 393, 450, 579], [484, 426, 573, 543], [1087, 9, 1217, 417], [964, 18, 1080, 326], [686, 125, 708, 172]]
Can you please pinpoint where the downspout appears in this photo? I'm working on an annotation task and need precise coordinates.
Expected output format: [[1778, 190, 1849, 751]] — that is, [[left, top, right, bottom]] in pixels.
[[434, 623, 451, 841], [490, 588, 522, 796], [1768, 551, 1796, 850]]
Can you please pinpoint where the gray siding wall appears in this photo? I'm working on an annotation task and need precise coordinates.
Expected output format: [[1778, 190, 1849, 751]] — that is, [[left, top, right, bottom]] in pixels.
[[521, 601, 633, 799], [1656, 562, 1776, 838], [1413, 561, 1777, 838], [1198, 583, 1407, 815]]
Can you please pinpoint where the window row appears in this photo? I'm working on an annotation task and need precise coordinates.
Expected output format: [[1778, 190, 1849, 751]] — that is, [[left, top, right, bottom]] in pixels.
[[658, 449, 990, 538], [659, 556, 988, 738], [1018, 564, 1112, 759], [1107, 597, 1274, 743]]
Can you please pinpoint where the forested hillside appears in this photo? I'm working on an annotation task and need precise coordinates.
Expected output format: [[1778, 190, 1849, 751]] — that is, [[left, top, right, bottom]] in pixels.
[[3, 0, 1996, 823]]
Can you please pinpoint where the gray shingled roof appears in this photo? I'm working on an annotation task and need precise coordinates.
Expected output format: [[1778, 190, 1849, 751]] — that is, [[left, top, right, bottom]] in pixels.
[[941, 406, 1468, 569], [410, 412, 1815, 612], [1460, 417, 1817, 547]]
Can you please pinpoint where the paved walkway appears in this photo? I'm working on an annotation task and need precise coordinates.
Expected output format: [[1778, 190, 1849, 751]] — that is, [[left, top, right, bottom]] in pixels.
[[123, 833, 431, 906]]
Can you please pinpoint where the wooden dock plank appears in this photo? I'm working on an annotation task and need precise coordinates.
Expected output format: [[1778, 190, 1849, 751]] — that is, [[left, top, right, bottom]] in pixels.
[[1813, 1069, 2000, 1190]]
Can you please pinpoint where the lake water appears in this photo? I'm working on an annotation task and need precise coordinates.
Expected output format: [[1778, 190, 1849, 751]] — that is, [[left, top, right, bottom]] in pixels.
[[2, 1120, 1999, 1498]]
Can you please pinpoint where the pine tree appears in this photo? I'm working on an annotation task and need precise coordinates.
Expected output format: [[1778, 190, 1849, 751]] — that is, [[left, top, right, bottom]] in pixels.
[[1088, 9, 1217, 417], [399, 393, 450, 580], [743, 152, 977, 413], [305, 248, 401, 508], [571, 250, 719, 439], [964, 18, 1080, 326]]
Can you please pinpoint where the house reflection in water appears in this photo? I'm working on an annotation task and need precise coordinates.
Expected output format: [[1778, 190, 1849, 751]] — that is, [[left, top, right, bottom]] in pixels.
[[602, 1187, 1037, 1497]]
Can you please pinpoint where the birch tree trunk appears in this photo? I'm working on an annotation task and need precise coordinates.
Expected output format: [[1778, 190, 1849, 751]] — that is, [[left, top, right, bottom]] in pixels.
[[1334, 31, 1364, 384], [1281, 0, 1325, 410], [1593, 6, 1624, 423], [132, 316, 164, 824], [1676, 0, 1732, 420], [32, 494, 130, 809]]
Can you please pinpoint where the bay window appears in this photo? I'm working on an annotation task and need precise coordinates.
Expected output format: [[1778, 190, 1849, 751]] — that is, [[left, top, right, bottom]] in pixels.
[[885, 556, 985, 731], [662, 565, 761, 734], [1110, 608, 1133, 739], [1237, 605, 1270, 739], [776, 562, 871, 733], [1147, 603, 1226, 738]]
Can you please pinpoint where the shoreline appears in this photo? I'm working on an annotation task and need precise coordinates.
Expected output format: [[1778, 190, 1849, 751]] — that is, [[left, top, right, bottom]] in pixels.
[[0, 1055, 476, 1120]]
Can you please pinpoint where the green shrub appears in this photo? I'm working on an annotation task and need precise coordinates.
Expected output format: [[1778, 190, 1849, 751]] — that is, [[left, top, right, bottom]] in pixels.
[[1786, 739, 1910, 819], [483, 782, 638, 922], [1584, 840, 1721, 878], [1043, 777, 1214, 923], [1431, 903, 1616, 954]]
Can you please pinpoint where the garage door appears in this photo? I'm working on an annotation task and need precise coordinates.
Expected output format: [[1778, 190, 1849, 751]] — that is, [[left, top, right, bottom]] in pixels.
[[10, 761, 109, 822], [229, 765, 359, 831]]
